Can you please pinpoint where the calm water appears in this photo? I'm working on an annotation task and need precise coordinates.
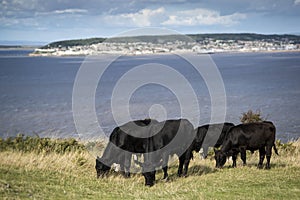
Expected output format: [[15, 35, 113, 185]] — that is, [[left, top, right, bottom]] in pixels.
[[0, 50, 299, 141]]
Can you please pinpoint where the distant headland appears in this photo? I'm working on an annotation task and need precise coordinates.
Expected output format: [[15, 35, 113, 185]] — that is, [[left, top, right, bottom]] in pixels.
[[30, 33, 300, 56]]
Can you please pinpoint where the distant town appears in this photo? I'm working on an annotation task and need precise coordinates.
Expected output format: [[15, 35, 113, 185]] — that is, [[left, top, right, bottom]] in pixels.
[[30, 33, 300, 56]]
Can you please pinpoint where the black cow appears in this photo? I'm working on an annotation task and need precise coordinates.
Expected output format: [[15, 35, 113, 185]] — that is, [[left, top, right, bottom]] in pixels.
[[96, 118, 199, 186], [197, 123, 235, 158], [140, 119, 206, 186], [214, 121, 279, 169], [95, 119, 158, 178]]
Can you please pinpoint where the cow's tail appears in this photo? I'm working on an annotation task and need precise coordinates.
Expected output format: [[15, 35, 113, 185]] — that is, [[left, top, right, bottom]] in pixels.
[[273, 143, 279, 155], [270, 123, 279, 155]]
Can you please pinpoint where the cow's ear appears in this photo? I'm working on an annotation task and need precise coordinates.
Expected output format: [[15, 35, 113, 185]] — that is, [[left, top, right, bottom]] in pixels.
[[214, 148, 218, 153]]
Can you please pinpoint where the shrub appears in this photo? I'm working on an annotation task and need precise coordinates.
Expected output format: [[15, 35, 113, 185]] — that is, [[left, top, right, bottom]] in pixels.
[[275, 139, 296, 154], [0, 134, 86, 154], [85, 141, 106, 153], [240, 109, 265, 123]]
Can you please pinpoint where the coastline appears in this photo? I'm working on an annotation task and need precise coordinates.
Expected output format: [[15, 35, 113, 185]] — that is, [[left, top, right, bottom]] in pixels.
[[28, 49, 300, 57]]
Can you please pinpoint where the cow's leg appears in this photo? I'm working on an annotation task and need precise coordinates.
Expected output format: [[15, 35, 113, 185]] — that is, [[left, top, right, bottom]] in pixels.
[[177, 154, 185, 177], [183, 159, 190, 177], [162, 153, 169, 180], [232, 152, 237, 168], [119, 164, 124, 174], [202, 145, 208, 159], [162, 166, 168, 180], [265, 145, 272, 169], [182, 150, 192, 177], [119, 155, 125, 175], [240, 148, 247, 166], [258, 147, 266, 169], [123, 152, 132, 178]]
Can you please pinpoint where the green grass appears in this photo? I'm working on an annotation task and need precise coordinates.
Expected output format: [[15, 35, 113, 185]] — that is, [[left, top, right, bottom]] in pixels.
[[1, 138, 300, 199]]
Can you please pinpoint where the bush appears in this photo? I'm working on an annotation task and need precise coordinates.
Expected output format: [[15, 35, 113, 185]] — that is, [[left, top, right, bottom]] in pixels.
[[275, 139, 296, 154], [85, 141, 106, 153], [0, 134, 86, 154], [240, 109, 265, 123]]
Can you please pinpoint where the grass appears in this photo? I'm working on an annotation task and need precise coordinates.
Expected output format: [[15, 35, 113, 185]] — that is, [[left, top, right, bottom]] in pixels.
[[0, 138, 300, 199]]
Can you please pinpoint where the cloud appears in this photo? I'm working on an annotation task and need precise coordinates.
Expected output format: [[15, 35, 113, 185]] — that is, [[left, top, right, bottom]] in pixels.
[[105, 7, 165, 27], [105, 7, 246, 27], [53, 9, 87, 14], [36, 9, 88, 16], [162, 8, 246, 26], [1, 0, 300, 42]]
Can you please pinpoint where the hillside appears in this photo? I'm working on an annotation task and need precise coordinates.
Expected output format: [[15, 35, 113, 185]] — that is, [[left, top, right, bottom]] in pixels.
[[42, 33, 300, 48], [42, 38, 105, 49], [1, 136, 300, 199]]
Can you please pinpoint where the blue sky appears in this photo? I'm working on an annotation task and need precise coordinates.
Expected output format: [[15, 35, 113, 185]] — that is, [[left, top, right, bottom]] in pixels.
[[1, 0, 300, 43]]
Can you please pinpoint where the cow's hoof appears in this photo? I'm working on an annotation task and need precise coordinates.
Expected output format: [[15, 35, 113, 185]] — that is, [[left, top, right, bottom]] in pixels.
[[145, 184, 154, 187], [257, 165, 263, 169], [265, 166, 271, 170], [162, 177, 169, 182], [123, 172, 130, 178]]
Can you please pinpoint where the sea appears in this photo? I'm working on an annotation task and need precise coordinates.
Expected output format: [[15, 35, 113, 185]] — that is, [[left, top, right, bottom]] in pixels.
[[0, 50, 300, 142]]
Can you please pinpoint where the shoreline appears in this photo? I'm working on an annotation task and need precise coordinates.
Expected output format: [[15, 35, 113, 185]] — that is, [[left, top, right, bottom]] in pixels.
[[28, 49, 300, 57]]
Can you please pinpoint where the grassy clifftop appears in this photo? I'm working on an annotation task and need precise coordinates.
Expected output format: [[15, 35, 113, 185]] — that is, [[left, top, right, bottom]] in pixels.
[[0, 136, 300, 199], [42, 33, 300, 49]]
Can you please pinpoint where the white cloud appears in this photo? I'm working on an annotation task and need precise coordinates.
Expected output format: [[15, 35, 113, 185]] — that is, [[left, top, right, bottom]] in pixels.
[[295, 0, 300, 5], [162, 8, 246, 26], [35, 9, 88, 17], [53, 9, 88, 14], [105, 7, 246, 28], [105, 7, 165, 27]]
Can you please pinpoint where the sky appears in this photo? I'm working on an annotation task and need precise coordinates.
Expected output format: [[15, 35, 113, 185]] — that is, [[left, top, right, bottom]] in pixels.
[[1, 0, 300, 44]]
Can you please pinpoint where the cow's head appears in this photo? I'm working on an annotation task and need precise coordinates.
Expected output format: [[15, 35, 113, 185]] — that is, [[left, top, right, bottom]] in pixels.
[[95, 156, 111, 178], [214, 149, 227, 168], [142, 170, 156, 187]]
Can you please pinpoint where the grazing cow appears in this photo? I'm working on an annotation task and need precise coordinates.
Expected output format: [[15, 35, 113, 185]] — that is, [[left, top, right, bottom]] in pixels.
[[140, 119, 206, 186], [214, 121, 279, 169], [197, 123, 235, 158], [95, 119, 158, 178], [96, 118, 200, 186]]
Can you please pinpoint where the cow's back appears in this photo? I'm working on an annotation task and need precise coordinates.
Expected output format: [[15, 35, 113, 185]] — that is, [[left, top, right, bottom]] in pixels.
[[108, 119, 158, 152], [227, 122, 276, 149], [148, 119, 195, 154], [202, 122, 234, 147]]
